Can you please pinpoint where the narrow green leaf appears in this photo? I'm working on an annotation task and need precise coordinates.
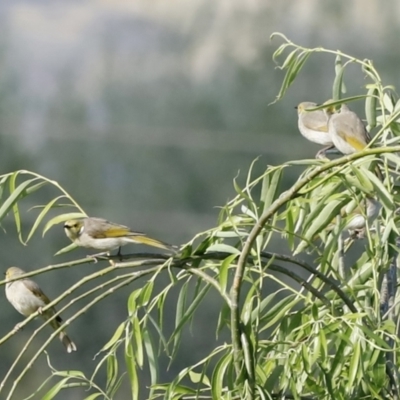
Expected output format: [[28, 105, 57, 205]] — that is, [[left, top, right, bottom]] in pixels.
[[365, 86, 378, 129], [216, 302, 231, 336], [189, 370, 210, 386], [264, 365, 283, 392], [214, 230, 247, 238], [41, 378, 70, 400], [206, 244, 240, 255], [125, 342, 139, 399], [211, 353, 232, 399], [357, 325, 391, 349], [0, 177, 39, 224], [319, 328, 328, 361], [332, 55, 346, 99], [170, 284, 210, 347], [219, 254, 238, 294], [101, 322, 125, 352], [26, 195, 66, 242], [285, 205, 295, 249], [132, 317, 144, 368], [271, 43, 289, 62], [349, 165, 374, 193], [362, 168, 393, 211], [270, 31, 290, 43], [172, 281, 188, 357], [259, 294, 298, 331], [138, 281, 154, 306], [83, 394, 103, 400], [25, 180, 48, 194], [127, 288, 141, 315], [295, 198, 346, 254], [275, 52, 298, 101], [109, 374, 125, 398], [54, 370, 85, 378], [261, 167, 283, 212], [278, 49, 298, 70], [251, 291, 280, 323], [289, 51, 311, 86], [143, 327, 158, 393], [383, 92, 394, 112], [0, 174, 10, 203], [301, 344, 311, 373], [233, 178, 252, 202], [255, 384, 269, 400], [54, 242, 78, 256], [9, 172, 23, 243], [106, 354, 118, 392], [347, 341, 361, 391]]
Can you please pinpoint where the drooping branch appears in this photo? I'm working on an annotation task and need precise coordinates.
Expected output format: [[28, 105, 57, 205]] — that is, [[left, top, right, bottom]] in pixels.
[[229, 146, 400, 383]]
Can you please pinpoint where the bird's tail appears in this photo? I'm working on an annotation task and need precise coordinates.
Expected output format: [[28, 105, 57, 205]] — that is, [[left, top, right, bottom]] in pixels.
[[131, 235, 177, 252], [49, 315, 77, 353], [59, 331, 77, 353]]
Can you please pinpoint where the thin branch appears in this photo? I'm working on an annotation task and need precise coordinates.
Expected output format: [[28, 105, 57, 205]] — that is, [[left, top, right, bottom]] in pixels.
[[267, 265, 331, 308], [260, 252, 357, 313], [0, 257, 98, 287], [0, 252, 174, 287], [0, 261, 164, 393], [5, 268, 163, 400], [1, 254, 233, 394]]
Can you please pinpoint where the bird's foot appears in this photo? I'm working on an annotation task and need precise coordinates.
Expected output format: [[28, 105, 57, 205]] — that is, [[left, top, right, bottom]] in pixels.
[[87, 251, 109, 263], [13, 323, 23, 332], [116, 247, 123, 262], [315, 150, 328, 160], [37, 307, 44, 315]]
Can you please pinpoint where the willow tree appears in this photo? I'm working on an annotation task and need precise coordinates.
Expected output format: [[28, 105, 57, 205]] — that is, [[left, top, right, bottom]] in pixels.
[[1, 34, 400, 400]]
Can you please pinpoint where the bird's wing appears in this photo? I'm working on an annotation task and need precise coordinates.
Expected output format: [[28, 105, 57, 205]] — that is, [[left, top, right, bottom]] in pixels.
[[302, 112, 329, 132], [334, 112, 369, 149], [337, 131, 367, 151], [86, 219, 145, 238], [23, 280, 51, 304]]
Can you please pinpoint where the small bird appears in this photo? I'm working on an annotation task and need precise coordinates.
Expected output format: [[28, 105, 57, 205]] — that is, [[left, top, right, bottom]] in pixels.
[[329, 197, 381, 238], [328, 104, 371, 155], [296, 101, 335, 158], [5, 267, 77, 353], [64, 217, 175, 255]]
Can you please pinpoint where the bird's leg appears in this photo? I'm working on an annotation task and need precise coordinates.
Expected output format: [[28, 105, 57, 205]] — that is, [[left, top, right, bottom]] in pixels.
[[116, 247, 123, 262], [315, 145, 335, 159], [87, 251, 109, 263]]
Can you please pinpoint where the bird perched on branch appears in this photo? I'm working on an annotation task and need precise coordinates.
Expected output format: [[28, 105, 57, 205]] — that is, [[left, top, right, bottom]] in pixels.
[[329, 197, 381, 239], [328, 103, 384, 180], [64, 217, 175, 256], [5, 266, 77, 353], [328, 104, 371, 155], [296, 101, 335, 159]]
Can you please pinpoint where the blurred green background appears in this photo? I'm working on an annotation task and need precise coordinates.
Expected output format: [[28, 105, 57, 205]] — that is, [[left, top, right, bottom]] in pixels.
[[0, 0, 399, 398]]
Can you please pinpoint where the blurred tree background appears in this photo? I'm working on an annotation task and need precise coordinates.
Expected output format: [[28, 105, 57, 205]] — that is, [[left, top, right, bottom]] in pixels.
[[1, 0, 400, 399]]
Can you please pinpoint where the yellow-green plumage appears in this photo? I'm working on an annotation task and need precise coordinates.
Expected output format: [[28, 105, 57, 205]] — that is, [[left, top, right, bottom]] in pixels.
[[64, 217, 176, 254]]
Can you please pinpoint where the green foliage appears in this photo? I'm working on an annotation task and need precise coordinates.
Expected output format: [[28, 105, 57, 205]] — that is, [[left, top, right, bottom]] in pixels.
[[1, 34, 400, 399]]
